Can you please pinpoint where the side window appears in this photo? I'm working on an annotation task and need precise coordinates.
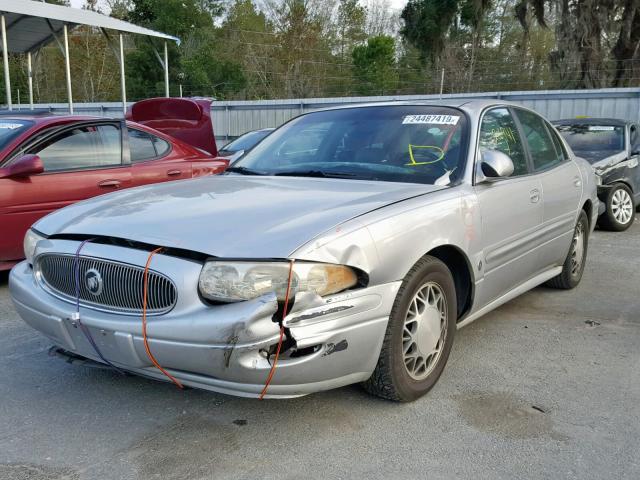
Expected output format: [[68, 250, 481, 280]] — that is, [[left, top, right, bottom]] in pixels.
[[548, 124, 568, 162], [31, 124, 122, 172], [479, 108, 528, 176], [153, 136, 170, 157], [516, 109, 563, 171], [128, 128, 170, 162]]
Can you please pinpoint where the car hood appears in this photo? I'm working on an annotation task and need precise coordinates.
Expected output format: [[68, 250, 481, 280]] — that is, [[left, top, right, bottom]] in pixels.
[[577, 150, 626, 166], [35, 175, 444, 258]]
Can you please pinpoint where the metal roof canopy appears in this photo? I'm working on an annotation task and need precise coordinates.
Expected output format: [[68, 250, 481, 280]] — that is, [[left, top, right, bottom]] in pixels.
[[0, 0, 181, 113]]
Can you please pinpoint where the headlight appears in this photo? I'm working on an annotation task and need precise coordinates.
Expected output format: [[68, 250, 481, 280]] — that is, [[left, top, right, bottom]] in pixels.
[[23, 229, 45, 265], [198, 261, 359, 303]]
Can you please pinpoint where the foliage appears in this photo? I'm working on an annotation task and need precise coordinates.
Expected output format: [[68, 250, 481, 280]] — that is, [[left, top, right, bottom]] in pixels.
[[3, 0, 640, 105], [352, 35, 398, 95]]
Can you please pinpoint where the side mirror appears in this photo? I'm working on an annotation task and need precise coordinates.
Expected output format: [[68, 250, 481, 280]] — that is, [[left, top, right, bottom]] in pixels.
[[478, 149, 515, 181], [0, 154, 44, 179]]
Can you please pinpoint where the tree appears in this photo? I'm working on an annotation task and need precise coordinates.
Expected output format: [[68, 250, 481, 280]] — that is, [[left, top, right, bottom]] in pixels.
[[400, 0, 459, 61], [516, 0, 640, 88], [336, 0, 367, 59], [352, 35, 397, 94]]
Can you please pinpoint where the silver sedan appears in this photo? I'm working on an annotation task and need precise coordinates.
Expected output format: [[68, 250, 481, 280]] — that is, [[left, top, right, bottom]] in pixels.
[[10, 101, 599, 401]]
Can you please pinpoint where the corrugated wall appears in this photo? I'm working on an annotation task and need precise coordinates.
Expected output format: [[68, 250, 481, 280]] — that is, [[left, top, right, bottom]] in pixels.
[[26, 87, 640, 144]]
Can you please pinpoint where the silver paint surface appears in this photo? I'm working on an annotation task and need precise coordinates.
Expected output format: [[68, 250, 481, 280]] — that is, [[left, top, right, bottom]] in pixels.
[[10, 100, 599, 398]]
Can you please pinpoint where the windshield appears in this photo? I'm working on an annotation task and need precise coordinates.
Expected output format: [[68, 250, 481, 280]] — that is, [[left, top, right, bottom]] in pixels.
[[555, 124, 625, 163], [229, 106, 468, 185], [220, 129, 272, 153], [0, 119, 33, 155]]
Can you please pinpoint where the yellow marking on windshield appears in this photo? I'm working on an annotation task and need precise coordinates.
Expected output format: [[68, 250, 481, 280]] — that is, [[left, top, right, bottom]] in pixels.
[[406, 144, 445, 166]]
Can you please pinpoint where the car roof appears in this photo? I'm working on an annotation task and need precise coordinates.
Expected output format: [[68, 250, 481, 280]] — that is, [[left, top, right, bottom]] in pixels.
[[308, 99, 524, 114], [552, 117, 631, 127], [0, 112, 102, 126]]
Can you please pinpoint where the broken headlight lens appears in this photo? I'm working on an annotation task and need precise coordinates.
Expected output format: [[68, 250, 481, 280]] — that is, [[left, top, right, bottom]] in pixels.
[[198, 261, 358, 303], [23, 229, 45, 265]]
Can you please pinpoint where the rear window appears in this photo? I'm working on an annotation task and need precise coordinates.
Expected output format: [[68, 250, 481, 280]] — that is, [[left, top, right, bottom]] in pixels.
[[555, 124, 625, 162]]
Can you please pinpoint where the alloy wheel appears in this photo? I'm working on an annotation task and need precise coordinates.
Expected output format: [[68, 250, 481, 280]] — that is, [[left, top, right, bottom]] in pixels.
[[611, 188, 633, 225]]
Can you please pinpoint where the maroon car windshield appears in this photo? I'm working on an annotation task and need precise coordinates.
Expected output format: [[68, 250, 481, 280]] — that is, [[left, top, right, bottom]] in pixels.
[[0, 119, 33, 154]]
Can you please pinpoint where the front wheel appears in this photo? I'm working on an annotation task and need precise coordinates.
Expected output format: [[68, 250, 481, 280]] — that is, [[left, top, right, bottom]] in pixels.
[[598, 184, 635, 231], [363, 256, 456, 402], [546, 210, 589, 289]]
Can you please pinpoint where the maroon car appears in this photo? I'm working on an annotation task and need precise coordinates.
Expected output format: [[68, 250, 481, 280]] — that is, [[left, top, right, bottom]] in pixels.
[[0, 98, 227, 271]]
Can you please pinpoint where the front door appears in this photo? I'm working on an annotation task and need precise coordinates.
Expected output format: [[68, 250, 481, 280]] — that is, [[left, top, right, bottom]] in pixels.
[[0, 122, 131, 262], [473, 107, 544, 308]]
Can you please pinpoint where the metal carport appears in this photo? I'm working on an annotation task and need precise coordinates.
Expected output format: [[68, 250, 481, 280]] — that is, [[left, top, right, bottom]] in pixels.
[[0, 0, 180, 113]]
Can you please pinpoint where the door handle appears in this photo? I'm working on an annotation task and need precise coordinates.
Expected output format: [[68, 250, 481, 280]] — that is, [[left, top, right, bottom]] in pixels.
[[530, 188, 540, 203], [98, 179, 121, 188], [167, 169, 182, 177], [573, 176, 582, 187]]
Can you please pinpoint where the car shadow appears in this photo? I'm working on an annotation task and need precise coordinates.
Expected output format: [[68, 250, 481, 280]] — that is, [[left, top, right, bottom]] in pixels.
[[0, 271, 8, 286]]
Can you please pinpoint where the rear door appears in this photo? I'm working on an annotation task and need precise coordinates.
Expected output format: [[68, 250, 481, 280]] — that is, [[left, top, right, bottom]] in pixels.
[[0, 121, 131, 262], [473, 107, 544, 308], [127, 127, 192, 186], [514, 108, 581, 270]]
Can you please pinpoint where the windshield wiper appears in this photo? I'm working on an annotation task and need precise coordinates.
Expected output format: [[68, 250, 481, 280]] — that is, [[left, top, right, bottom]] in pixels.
[[274, 170, 357, 179], [224, 166, 265, 175]]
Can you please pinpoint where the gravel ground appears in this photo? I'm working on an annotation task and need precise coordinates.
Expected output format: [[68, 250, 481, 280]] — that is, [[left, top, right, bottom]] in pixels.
[[1, 219, 639, 480]]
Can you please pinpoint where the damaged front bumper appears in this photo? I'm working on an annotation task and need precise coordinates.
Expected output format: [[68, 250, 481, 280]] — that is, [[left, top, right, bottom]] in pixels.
[[9, 240, 399, 398]]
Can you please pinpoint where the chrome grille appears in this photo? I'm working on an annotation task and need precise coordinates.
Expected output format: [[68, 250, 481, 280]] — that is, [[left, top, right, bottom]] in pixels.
[[36, 254, 177, 315]]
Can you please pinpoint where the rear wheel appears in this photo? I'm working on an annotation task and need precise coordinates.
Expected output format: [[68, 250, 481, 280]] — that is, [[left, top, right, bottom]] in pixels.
[[546, 210, 589, 290], [363, 256, 456, 402], [599, 184, 635, 231]]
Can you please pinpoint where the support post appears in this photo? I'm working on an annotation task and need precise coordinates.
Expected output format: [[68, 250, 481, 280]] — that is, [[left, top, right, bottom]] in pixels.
[[179, 84, 182, 97], [1, 15, 11, 110], [439, 68, 445, 99], [63, 24, 73, 113], [27, 51, 33, 109], [119, 33, 126, 115], [163, 41, 169, 97]]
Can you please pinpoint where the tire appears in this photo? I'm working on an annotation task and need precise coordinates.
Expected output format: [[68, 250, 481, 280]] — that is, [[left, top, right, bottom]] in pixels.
[[546, 210, 589, 290], [598, 183, 635, 231], [363, 256, 457, 402]]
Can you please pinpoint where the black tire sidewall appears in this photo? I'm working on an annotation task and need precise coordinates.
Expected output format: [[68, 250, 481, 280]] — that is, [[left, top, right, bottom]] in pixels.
[[388, 258, 457, 401]]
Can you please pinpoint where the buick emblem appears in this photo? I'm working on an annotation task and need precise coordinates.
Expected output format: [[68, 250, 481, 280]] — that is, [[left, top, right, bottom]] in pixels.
[[85, 268, 103, 296]]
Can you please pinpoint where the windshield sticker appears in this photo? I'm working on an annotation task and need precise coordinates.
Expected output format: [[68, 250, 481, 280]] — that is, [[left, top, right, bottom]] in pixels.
[[403, 114, 460, 125], [0, 123, 24, 130], [588, 126, 615, 131]]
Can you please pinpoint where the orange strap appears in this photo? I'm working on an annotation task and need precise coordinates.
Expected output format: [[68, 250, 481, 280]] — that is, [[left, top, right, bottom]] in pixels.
[[259, 259, 295, 399], [142, 248, 183, 389]]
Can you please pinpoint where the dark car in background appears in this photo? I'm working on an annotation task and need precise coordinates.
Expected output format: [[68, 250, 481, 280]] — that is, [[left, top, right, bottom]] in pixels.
[[0, 98, 227, 271], [218, 128, 274, 161], [554, 118, 639, 231]]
